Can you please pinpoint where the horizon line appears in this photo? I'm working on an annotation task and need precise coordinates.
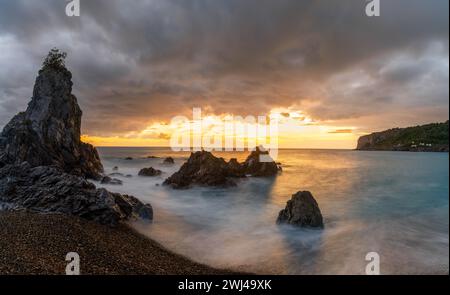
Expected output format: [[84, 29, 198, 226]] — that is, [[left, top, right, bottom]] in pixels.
[[95, 146, 356, 151]]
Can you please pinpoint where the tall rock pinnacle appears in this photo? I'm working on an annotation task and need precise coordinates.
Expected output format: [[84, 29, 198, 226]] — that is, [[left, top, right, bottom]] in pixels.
[[0, 49, 103, 178]]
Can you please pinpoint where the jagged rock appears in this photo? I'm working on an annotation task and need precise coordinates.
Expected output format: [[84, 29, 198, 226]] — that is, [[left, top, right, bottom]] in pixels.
[[163, 157, 175, 164], [0, 163, 152, 226], [163, 149, 281, 189], [0, 61, 103, 179], [243, 147, 279, 177], [125, 157, 133, 160], [277, 191, 324, 228], [100, 176, 123, 185], [138, 167, 162, 177], [227, 158, 246, 177], [163, 151, 236, 189], [0, 50, 152, 227]]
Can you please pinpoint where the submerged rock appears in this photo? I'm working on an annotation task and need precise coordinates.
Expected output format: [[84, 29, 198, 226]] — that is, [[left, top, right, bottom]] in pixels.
[[100, 176, 123, 185], [163, 151, 237, 189], [243, 147, 279, 177], [0, 163, 152, 226], [163, 157, 175, 164], [0, 57, 102, 179], [277, 191, 324, 228], [138, 167, 162, 177]]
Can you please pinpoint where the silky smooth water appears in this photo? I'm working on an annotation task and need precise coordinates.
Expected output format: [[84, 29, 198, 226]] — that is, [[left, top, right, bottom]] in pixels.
[[96, 147, 449, 274]]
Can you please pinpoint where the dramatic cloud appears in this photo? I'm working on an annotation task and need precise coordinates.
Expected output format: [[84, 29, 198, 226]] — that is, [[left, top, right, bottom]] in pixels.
[[0, 0, 448, 140]]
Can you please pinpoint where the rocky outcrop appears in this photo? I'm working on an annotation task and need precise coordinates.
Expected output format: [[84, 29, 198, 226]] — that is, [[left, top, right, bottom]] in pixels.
[[242, 147, 279, 177], [227, 158, 246, 177], [0, 57, 103, 179], [0, 163, 152, 226], [0, 50, 152, 226], [277, 191, 324, 228], [138, 167, 162, 177], [356, 121, 449, 152], [163, 151, 238, 188], [163, 157, 175, 164], [100, 176, 123, 185], [163, 148, 281, 189]]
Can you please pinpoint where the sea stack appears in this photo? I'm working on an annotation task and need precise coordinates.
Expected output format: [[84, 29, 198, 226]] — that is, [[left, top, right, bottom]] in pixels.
[[0, 49, 152, 226], [0, 49, 103, 179], [277, 191, 324, 228]]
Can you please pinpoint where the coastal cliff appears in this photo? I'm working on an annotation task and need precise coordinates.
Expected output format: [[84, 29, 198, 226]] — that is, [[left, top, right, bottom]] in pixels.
[[356, 121, 449, 152]]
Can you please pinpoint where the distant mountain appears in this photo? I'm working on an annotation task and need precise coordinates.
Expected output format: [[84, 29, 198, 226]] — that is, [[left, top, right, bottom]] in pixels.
[[356, 121, 449, 152]]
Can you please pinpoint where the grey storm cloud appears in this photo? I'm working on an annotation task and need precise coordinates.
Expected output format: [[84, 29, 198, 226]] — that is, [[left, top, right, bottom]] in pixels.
[[0, 0, 448, 136]]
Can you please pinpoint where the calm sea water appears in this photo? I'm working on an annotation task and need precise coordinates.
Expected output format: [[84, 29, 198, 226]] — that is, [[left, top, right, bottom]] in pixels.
[[95, 147, 449, 274]]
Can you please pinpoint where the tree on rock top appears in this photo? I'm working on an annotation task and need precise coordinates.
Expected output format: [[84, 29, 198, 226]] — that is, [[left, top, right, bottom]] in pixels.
[[0, 49, 103, 179], [42, 48, 67, 70]]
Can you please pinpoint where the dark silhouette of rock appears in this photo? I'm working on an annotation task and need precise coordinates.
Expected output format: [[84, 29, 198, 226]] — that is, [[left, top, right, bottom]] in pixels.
[[163, 151, 236, 189], [138, 167, 162, 177], [277, 191, 324, 228], [163, 148, 282, 189], [242, 147, 279, 177], [125, 157, 133, 160], [227, 158, 246, 177], [100, 176, 123, 185], [0, 54, 102, 179], [0, 163, 152, 226], [163, 157, 175, 164], [109, 172, 124, 177], [0, 49, 152, 226], [112, 166, 119, 171]]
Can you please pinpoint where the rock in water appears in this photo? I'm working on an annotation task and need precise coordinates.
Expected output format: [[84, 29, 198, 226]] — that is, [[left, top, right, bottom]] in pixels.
[[163, 157, 175, 164], [138, 167, 162, 177], [243, 146, 279, 177], [0, 56, 103, 179], [277, 191, 324, 228], [100, 176, 123, 185], [163, 149, 281, 189], [227, 158, 246, 177], [163, 151, 236, 188], [0, 163, 152, 226]]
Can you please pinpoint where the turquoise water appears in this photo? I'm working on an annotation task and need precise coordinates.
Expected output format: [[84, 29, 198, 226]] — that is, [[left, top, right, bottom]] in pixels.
[[96, 147, 449, 274]]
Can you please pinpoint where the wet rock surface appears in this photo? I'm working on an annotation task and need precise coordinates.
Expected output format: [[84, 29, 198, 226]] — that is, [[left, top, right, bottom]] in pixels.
[[0, 163, 152, 226], [163, 151, 238, 188], [163, 157, 175, 164], [100, 176, 123, 185], [242, 147, 279, 177], [277, 191, 324, 228], [163, 148, 280, 189], [138, 167, 162, 177]]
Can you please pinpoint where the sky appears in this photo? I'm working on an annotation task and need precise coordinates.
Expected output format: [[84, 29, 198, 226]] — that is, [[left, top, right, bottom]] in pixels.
[[0, 0, 448, 149]]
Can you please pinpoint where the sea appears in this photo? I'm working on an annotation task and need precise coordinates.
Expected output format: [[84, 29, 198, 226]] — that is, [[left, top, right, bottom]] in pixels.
[[94, 147, 449, 275]]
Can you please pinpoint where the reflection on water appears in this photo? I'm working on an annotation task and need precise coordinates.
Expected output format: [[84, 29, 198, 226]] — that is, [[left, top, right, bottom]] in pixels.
[[96, 147, 449, 274]]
